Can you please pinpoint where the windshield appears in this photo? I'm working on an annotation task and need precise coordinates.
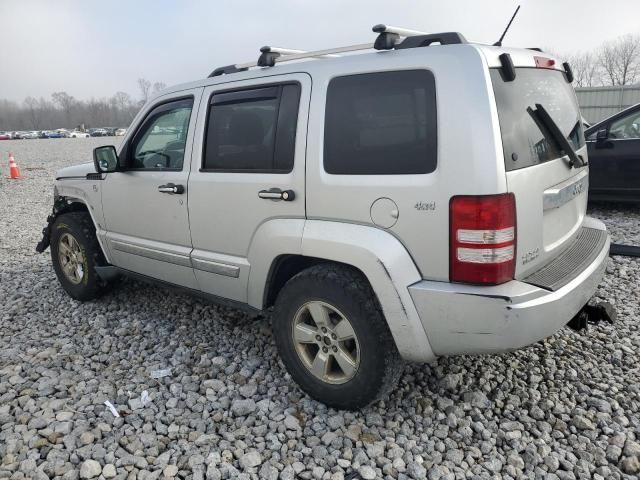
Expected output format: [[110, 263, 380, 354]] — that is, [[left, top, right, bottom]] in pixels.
[[491, 68, 584, 171]]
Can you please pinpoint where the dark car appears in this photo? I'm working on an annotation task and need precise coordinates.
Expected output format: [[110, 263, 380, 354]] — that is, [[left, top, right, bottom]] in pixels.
[[89, 128, 108, 137], [586, 103, 640, 202]]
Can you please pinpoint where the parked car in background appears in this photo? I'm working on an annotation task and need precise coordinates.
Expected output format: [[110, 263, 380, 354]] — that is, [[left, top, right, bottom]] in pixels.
[[69, 130, 90, 138], [103, 127, 117, 136], [115, 128, 127, 136], [586, 103, 640, 202], [21, 131, 40, 139], [0, 132, 10, 140], [69, 130, 89, 138], [44, 131, 65, 139], [89, 128, 108, 137]]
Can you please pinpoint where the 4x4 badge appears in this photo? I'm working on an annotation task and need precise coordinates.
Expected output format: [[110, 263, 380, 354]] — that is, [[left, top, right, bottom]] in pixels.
[[414, 201, 436, 211]]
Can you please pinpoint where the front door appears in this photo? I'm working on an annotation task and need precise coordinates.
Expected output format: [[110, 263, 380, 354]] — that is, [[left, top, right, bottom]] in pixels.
[[188, 74, 310, 302], [588, 107, 640, 196], [101, 89, 202, 288]]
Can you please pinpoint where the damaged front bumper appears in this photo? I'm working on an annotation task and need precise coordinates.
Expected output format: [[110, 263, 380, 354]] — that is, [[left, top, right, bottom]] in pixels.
[[35, 195, 67, 254]]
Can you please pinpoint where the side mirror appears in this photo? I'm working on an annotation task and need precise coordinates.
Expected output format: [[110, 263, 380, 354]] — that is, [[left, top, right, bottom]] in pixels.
[[596, 128, 609, 142], [93, 145, 119, 173]]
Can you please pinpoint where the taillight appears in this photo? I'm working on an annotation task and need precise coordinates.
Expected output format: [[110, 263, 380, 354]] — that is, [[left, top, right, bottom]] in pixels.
[[450, 193, 516, 285], [534, 56, 556, 69]]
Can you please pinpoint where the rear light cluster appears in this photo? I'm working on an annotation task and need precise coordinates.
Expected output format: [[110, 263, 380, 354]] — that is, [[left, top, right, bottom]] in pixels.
[[534, 56, 556, 69], [450, 193, 516, 285]]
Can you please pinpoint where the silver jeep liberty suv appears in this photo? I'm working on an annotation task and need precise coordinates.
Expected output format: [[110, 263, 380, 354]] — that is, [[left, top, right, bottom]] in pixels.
[[38, 25, 610, 409]]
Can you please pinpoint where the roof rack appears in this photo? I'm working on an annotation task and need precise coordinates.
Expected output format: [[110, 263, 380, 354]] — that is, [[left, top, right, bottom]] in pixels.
[[208, 24, 467, 77]]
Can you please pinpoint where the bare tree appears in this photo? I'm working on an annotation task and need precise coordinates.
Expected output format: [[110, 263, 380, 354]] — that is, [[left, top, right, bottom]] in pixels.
[[565, 52, 601, 88], [138, 78, 151, 104], [51, 91, 76, 127], [598, 34, 640, 85], [152, 82, 167, 95], [113, 91, 132, 110], [24, 96, 40, 129]]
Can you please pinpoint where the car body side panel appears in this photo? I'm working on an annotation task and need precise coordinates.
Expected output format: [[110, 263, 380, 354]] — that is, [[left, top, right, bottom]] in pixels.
[[53, 180, 110, 263], [300, 220, 436, 363], [246, 218, 306, 308], [304, 45, 507, 282]]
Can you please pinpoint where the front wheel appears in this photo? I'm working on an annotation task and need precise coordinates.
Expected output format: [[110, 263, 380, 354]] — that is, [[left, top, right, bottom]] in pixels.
[[50, 212, 109, 301], [272, 264, 403, 410]]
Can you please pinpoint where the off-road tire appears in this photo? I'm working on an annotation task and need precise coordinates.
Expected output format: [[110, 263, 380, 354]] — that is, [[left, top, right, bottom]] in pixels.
[[272, 264, 403, 410], [50, 212, 109, 301]]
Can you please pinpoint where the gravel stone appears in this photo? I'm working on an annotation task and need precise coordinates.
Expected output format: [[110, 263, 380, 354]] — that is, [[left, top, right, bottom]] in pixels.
[[572, 415, 596, 430], [358, 465, 377, 479], [621, 456, 640, 474], [239, 451, 262, 469], [230, 399, 256, 416], [102, 464, 116, 478], [1, 140, 640, 480], [79, 460, 101, 479]]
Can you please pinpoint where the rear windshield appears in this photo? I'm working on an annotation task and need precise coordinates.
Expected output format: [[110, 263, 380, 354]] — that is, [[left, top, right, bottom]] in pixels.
[[491, 68, 584, 171]]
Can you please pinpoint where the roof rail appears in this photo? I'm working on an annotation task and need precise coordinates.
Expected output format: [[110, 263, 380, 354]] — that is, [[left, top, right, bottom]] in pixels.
[[209, 65, 248, 77], [208, 24, 467, 77], [372, 25, 466, 50], [257, 46, 339, 68]]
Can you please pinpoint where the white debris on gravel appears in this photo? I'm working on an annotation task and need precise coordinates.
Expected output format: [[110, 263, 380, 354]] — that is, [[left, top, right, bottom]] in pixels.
[[1, 138, 640, 479]]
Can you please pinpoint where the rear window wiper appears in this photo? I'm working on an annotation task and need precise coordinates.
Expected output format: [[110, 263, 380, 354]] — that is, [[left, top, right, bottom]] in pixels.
[[527, 103, 586, 168]]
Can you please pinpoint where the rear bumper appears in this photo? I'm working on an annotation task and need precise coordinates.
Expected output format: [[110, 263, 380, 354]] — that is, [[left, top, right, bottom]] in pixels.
[[408, 218, 610, 356]]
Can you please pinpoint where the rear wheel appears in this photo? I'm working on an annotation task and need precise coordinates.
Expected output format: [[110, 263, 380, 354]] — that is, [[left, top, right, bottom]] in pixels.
[[50, 212, 109, 301], [272, 264, 403, 409]]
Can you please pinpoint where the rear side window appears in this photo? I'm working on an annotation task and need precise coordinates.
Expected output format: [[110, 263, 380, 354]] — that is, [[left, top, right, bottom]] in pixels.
[[324, 70, 437, 175], [203, 83, 301, 173]]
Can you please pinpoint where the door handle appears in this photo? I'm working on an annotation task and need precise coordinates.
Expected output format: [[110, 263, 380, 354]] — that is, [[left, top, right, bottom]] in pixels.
[[158, 183, 185, 194], [258, 188, 295, 201]]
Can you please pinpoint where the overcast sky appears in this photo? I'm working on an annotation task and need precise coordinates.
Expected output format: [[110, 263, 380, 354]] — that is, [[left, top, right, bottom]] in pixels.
[[1, 0, 639, 102]]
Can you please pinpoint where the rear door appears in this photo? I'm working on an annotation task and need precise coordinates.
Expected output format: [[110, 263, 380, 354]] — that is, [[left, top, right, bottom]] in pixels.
[[188, 74, 310, 302], [587, 107, 640, 196], [490, 65, 588, 278]]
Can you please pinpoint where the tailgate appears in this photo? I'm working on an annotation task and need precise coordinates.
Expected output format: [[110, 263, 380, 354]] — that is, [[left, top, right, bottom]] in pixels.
[[507, 157, 588, 278]]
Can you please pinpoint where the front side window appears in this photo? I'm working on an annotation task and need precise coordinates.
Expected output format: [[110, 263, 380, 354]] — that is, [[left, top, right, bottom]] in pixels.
[[203, 84, 301, 172], [609, 110, 640, 139], [129, 98, 193, 170], [324, 70, 437, 175]]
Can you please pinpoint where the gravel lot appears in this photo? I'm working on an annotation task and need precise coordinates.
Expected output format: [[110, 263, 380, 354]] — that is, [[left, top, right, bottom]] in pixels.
[[1, 138, 639, 480]]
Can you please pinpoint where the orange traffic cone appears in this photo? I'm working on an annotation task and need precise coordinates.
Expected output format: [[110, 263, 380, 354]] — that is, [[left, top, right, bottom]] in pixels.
[[8, 153, 21, 179]]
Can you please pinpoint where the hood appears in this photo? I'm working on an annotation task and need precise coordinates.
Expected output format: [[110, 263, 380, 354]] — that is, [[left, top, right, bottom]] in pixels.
[[56, 162, 96, 179]]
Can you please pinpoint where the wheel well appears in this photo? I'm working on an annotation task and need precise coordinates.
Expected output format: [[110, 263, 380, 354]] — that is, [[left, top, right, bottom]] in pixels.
[[264, 255, 369, 308], [59, 199, 91, 217]]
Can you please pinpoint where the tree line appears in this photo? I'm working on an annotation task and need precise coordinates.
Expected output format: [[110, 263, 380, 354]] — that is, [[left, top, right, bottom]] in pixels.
[[1, 33, 640, 131], [556, 33, 640, 87], [0, 79, 166, 132]]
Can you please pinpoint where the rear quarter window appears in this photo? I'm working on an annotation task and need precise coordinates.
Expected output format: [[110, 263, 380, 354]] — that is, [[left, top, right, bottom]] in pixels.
[[324, 70, 437, 175]]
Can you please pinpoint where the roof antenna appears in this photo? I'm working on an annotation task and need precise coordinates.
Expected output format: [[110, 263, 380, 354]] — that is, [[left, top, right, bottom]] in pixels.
[[493, 5, 521, 47]]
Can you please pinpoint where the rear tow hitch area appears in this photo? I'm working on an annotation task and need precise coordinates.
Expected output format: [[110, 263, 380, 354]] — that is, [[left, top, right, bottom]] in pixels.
[[568, 301, 616, 332]]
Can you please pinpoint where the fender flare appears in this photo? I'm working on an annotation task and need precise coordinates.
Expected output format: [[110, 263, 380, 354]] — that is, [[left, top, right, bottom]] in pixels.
[[247, 219, 436, 362], [35, 192, 111, 264]]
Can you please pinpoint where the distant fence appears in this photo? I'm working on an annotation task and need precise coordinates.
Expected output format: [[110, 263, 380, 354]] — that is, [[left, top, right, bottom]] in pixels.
[[576, 85, 640, 124]]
